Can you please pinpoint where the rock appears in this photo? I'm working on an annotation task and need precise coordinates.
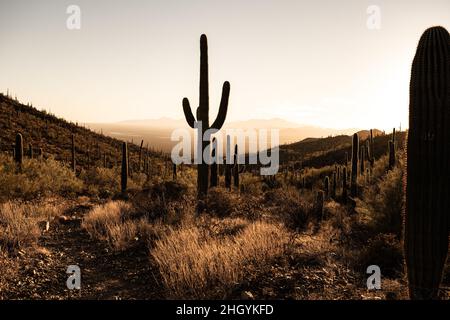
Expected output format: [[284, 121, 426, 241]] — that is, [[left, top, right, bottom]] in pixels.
[[38, 220, 50, 232], [241, 291, 254, 300]]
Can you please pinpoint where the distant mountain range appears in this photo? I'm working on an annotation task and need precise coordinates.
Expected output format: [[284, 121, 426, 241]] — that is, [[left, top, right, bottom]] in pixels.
[[87, 117, 363, 152]]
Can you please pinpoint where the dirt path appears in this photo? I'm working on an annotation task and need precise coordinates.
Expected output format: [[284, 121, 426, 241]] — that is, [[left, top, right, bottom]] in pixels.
[[5, 201, 162, 300]]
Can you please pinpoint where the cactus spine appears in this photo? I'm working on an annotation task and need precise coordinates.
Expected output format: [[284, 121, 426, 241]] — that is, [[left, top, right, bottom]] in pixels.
[[350, 133, 359, 197], [121, 142, 128, 194], [14, 133, 23, 167], [405, 26, 449, 300], [182, 34, 230, 197]]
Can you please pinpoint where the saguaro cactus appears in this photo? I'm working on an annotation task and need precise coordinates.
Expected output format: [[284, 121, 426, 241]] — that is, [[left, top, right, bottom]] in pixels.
[[360, 145, 365, 175], [350, 133, 359, 197], [388, 129, 396, 170], [368, 129, 374, 167], [28, 143, 33, 159], [324, 176, 329, 198], [139, 140, 144, 172], [210, 137, 218, 187], [182, 34, 230, 197], [342, 166, 348, 203], [121, 142, 128, 194], [173, 163, 177, 180], [233, 145, 244, 189], [71, 134, 75, 172], [332, 171, 337, 199], [405, 26, 450, 300], [14, 133, 23, 166], [224, 136, 232, 190], [316, 191, 324, 220]]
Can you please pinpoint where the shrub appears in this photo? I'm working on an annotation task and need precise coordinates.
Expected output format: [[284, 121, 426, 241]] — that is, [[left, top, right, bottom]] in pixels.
[[264, 187, 315, 231], [353, 233, 404, 278], [0, 155, 83, 200], [205, 187, 237, 217], [361, 164, 404, 236]]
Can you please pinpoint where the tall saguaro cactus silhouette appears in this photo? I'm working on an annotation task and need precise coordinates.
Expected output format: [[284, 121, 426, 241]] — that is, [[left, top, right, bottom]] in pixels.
[[405, 26, 450, 300], [182, 34, 230, 197]]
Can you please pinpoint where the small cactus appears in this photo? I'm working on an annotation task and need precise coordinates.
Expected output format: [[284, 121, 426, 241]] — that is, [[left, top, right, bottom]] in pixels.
[[139, 140, 144, 172], [388, 135, 396, 170], [315, 191, 324, 220], [210, 137, 218, 187], [350, 133, 359, 197], [331, 171, 337, 199], [173, 163, 177, 180], [324, 176, 329, 199], [71, 134, 76, 172], [233, 145, 245, 189], [360, 145, 365, 175], [342, 166, 348, 203], [14, 133, 23, 167], [121, 142, 128, 194]]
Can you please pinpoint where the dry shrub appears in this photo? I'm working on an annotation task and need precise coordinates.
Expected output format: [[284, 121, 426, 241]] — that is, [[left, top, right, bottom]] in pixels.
[[240, 174, 262, 195], [0, 202, 41, 253], [361, 163, 404, 236], [205, 187, 238, 217], [82, 201, 136, 250], [151, 221, 289, 299], [352, 234, 404, 278], [82, 200, 168, 250], [265, 187, 315, 231], [0, 155, 83, 200]]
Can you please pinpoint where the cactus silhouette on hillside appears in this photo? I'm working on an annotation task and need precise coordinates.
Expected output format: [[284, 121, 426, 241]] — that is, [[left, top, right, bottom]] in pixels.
[[14, 133, 23, 167], [182, 34, 230, 197], [233, 145, 245, 189], [350, 133, 359, 197], [71, 134, 76, 172], [405, 26, 449, 300], [324, 176, 329, 199], [121, 142, 128, 195], [388, 128, 396, 170]]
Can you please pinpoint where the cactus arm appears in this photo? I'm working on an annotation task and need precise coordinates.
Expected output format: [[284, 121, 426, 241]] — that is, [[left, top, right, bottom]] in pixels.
[[210, 81, 230, 130], [182, 98, 196, 128]]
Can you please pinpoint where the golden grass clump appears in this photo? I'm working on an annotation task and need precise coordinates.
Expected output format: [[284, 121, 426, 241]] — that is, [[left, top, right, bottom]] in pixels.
[[151, 220, 289, 299], [0, 202, 41, 253]]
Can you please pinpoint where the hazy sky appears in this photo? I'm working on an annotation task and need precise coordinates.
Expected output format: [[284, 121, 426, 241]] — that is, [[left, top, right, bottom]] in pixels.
[[0, 0, 448, 130]]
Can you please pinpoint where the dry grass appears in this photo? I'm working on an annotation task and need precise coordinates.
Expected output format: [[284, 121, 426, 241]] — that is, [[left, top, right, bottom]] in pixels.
[[82, 200, 163, 251], [0, 202, 41, 253], [151, 220, 289, 299]]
